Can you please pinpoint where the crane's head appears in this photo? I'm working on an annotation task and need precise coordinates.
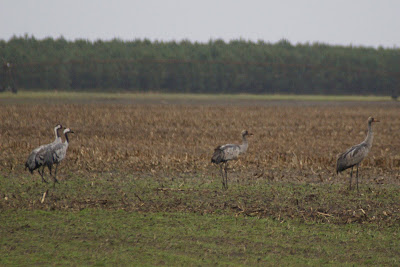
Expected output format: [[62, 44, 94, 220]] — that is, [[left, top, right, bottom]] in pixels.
[[241, 130, 253, 137], [368, 117, 380, 124], [63, 128, 74, 134]]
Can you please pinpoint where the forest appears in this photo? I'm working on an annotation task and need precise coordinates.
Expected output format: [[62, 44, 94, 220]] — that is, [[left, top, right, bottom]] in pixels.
[[0, 35, 399, 95]]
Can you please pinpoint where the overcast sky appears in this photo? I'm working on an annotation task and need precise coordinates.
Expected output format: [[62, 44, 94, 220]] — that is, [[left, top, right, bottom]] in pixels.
[[1, 0, 399, 48]]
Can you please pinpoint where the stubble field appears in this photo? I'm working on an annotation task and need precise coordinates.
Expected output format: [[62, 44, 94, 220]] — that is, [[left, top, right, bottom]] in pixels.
[[1, 93, 400, 265]]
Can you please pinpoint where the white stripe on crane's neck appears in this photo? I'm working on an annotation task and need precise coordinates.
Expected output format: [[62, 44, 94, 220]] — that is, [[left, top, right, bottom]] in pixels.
[[54, 125, 63, 143], [54, 126, 59, 140], [239, 134, 249, 153], [364, 121, 374, 148]]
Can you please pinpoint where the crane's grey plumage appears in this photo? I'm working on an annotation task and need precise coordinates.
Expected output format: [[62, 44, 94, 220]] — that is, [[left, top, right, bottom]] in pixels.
[[42, 128, 74, 186], [336, 116, 379, 190], [25, 124, 63, 183], [211, 130, 253, 189]]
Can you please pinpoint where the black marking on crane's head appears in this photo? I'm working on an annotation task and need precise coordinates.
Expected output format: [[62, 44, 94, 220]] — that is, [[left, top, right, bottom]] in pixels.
[[241, 130, 253, 137], [368, 117, 380, 124], [64, 128, 74, 134]]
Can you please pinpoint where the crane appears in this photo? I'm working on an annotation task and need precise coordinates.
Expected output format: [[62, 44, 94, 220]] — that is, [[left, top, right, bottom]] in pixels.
[[336, 116, 379, 191], [211, 130, 253, 189], [25, 124, 63, 183], [43, 128, 74, 187]]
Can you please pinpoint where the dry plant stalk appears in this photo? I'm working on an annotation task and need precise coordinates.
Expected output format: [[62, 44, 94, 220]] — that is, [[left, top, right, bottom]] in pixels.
[[1, 102, 399, 184]]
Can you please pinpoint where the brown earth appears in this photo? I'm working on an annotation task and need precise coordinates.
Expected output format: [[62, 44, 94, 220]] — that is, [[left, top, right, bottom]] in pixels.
[[1, 98, 400, 224]]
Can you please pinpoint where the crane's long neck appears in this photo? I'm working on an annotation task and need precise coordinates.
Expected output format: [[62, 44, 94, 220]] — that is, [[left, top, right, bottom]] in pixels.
[[364, 122, 374, 148], [239, 135, 248, 153], [54, 127, 60, 141]]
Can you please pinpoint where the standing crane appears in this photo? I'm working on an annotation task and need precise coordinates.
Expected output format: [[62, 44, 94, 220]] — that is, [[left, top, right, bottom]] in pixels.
[[336, 116, 379, 191], [25, 124, 63, 183], [43, 128, 74, 187], [211, 130, 253, 190]]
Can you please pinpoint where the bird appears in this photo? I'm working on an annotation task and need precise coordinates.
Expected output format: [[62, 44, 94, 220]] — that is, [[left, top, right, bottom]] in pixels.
[[25, 124, 63, 183], [336, 116, 379, 191], [42, 128, 74, 186], [211, 130, 253, 190]]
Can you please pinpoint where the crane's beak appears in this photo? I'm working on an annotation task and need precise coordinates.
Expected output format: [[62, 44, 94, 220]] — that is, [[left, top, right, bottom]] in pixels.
[[248, 133, 254, 136], [373, 119, 380, 122]]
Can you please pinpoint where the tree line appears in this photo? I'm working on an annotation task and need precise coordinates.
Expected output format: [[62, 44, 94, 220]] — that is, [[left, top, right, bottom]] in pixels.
[[0, 35, 399, 95]]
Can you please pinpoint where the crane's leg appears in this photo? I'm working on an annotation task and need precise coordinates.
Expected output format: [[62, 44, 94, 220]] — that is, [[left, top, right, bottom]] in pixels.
[[224, 162, 229, 190], [39, 166, 48, 183], [356, 165, 359, 192], [220, 164, 225, 189], [48, 164, 52, 184], [53, 164, 59, 184], [349, 166, 353, 190], [38, 168, 42, 181]]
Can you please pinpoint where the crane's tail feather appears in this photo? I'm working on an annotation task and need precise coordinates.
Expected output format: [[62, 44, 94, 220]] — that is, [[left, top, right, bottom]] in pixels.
[[211, 146, 224, 164], [336, 153, 352, 174], [25, 161, 35, 174]]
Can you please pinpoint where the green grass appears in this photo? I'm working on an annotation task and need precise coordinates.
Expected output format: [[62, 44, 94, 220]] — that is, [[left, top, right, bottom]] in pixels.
[[1, 171, 400, 265], [1, 209, 399, 266], [2, 172, 399, 225], [0, 90, 393, 102]]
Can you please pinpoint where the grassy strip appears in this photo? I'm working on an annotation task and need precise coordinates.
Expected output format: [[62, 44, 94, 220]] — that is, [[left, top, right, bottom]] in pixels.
[[1, 209, 399, 266], [0, 91, 392, 101], [1, 173, 399, 225]]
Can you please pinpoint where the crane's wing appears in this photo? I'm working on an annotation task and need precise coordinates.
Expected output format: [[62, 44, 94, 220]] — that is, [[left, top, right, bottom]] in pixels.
[[49, 143, 67, 163], [25, 138, 62, 171], [220, 144, 240, 155], [25, 150, 39, 171], [336, 143, 369, 173], [37, 143, 66, 165], [25, 144, 47, 171], [32, 144, 46, 153], [211, 146, 224, 164], [211, 144, 241, 164], [36, 146, 50, 166], [30, 138, 59, 155]]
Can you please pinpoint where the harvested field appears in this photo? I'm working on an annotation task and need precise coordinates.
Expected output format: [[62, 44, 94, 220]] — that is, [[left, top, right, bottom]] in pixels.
[[1, 93, 400, 265], [1, 94, 400, 225], [2, 96, 400, 180]]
